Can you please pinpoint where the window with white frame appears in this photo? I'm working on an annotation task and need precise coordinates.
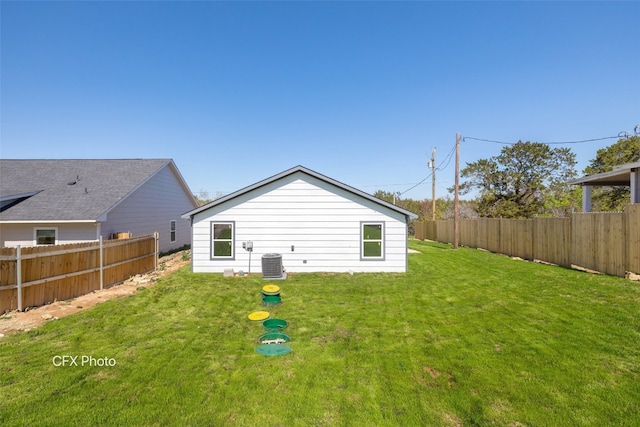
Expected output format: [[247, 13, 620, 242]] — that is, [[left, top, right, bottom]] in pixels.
[[35, 228, 57, 245], [361, 222, 384, 259], [211, 222, 234, 259], [170, 220, 176, 243]]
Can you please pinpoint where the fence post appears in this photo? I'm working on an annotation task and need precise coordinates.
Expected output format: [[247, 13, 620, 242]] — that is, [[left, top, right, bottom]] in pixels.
[[99, 236, 104, 291], [154, 232, 159, 271], [17, 245, 22, 312]]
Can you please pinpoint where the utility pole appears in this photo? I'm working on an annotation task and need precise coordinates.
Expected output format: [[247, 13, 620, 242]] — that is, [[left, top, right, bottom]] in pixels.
[[430, 148, 436, 220], [454, 133, 461, 249]]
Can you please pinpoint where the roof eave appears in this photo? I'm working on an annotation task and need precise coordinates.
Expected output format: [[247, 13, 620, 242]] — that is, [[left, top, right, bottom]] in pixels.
[[569, 172, 633, 186], [182, 165, 419, 220]]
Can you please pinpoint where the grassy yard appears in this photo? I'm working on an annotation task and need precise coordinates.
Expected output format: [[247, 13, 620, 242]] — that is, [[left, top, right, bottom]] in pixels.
[[1, 240, 639, 426]]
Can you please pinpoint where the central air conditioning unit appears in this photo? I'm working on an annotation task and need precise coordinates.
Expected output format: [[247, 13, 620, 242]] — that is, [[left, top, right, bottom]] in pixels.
[[261, 253, 285, 280]]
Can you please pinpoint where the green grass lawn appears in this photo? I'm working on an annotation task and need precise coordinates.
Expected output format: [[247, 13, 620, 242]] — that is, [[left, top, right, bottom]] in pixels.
[[1, 240, 639, 426]]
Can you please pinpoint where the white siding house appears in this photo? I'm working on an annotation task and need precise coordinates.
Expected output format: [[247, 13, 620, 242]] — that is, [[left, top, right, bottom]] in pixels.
[[0, 159, 198, 253], [99, 164, 195, 251], [183, 166, 418, 274]]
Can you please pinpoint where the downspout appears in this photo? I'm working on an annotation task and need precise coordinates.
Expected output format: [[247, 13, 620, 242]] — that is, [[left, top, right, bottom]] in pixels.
[[582, 185, 593, 212], [190, 215, 194, 273], [405, 215, 410, 272], [631, 168, 640, 204]]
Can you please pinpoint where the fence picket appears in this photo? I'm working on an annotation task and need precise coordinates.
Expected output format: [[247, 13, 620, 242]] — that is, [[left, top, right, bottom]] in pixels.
[[414, 205, 640, 278], [0, 235, 157, 313]]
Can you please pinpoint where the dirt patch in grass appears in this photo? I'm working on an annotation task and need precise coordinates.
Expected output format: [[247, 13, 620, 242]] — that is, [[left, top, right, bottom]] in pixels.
[[0, 251, 190, 336], [424, 366, 441, 378]]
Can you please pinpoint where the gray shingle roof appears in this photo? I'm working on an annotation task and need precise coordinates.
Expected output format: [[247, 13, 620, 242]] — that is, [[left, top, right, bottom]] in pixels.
[[0, 159, 172, 221]]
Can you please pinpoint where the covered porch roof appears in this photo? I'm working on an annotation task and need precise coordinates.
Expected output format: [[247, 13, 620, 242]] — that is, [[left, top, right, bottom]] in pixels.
[[568, 161, 640, 186], [569, 161, 640, 211]]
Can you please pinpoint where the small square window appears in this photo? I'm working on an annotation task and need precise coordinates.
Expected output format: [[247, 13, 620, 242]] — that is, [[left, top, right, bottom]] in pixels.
[[35, 229, 57, 245]]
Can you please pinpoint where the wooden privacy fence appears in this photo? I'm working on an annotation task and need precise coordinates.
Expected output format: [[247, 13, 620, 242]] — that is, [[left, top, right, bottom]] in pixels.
[[0, 234, 158, 313], [414, 204, 640, 278]]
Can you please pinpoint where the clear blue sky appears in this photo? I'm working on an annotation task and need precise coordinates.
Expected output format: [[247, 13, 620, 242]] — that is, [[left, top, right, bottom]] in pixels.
[[2, 1, 638, 201]]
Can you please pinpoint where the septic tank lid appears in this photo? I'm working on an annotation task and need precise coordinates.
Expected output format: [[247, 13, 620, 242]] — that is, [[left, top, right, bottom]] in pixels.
[[247, 311, 270, 321], [262, 285, 280, 294]]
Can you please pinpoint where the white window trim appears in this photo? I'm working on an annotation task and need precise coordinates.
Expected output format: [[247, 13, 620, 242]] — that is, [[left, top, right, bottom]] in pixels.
[[360, 221, 385, 260], [210, 221, 235, 260], [34, 227, 58, 246]]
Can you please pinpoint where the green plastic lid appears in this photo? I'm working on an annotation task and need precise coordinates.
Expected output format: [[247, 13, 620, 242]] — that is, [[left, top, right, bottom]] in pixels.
[[255, 344, 292, 357], [262, 295, 282, 306], [263, 318, 288, 331]]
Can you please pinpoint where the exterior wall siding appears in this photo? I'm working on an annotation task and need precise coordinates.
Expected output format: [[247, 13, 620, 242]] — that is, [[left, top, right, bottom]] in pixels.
[[101, 165, 196, 253], [0, 222, 98, 247], [191, 172, 409, 273]]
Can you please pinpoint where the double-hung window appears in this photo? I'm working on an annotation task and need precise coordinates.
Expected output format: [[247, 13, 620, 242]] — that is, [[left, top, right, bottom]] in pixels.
[[170, 220, 176, 243], [211, 222, 234, 259], [361, 222, 384, 260]]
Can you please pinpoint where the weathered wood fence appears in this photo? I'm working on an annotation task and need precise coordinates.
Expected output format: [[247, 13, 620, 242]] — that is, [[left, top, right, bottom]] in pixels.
[[0, 234, 158, 313], [414, 204, 640, 278]]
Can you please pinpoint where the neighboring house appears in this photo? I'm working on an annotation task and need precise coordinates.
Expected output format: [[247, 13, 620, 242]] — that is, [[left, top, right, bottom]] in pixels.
[[182, 165, 418, 274], [569, 161, 640, 212], [0, 159, 198, 253]]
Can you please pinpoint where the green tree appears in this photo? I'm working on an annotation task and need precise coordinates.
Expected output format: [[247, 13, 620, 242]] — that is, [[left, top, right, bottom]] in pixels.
[[459, 141, 577, 218], [583, 136, 640, 211], [373, 190, 423, 219], [372, 191, 476, 221]]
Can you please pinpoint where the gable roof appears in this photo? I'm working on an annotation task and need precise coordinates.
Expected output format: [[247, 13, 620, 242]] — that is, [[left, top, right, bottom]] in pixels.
[[568, 161, 640, 186], [0, 159, 195, 222], [182, 165, 418, 220]]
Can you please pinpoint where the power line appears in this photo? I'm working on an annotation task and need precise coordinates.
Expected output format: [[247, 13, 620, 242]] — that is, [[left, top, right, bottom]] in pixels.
[[364, 182, 422, 188], [437, 143, 457, 170], [462, 135, 620, 145], [399, 172, 432, 196], [463, 123, 638, 145], [372, 124, 639, 201], [396, 140, 458, 197]]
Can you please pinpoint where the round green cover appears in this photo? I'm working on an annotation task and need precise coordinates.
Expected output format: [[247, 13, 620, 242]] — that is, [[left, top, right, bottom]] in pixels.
[[262, 295, 282, 305], [263, 318, 288, 331], [255, 344, 292, 357]]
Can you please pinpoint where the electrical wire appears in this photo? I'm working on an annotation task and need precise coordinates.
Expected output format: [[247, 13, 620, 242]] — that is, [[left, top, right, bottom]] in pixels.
[[392, 138, 461, 197], [380, 124, 639, 199], [364, 182, 423, 188], [462, 135, 620, 145], [399, 172, 432, 196], [437, 144, 457, 170], [397, 141, 458, 197]]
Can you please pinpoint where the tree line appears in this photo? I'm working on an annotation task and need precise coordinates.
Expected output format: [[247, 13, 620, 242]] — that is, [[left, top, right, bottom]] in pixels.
[[377, 136, 639, 220]]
